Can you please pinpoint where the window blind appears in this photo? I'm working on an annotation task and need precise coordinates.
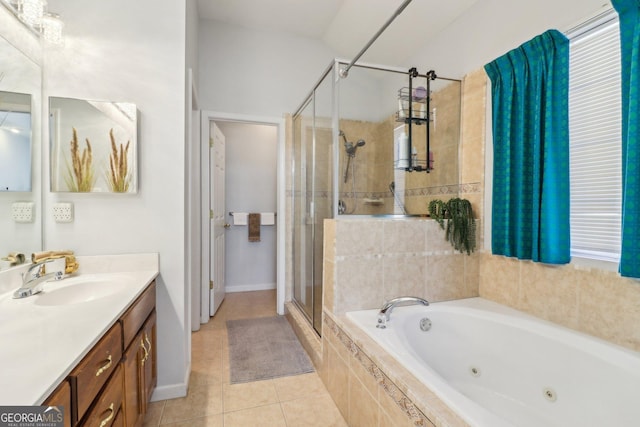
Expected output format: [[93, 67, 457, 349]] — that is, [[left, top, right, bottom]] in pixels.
[[569, 16, 622, 262]]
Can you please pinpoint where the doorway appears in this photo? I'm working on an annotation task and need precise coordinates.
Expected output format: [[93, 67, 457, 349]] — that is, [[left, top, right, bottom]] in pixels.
[[199, 111, 285, 325]]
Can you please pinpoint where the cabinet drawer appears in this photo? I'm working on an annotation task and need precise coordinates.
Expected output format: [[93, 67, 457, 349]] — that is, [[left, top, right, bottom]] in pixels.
[[120, 282, 156, 348], [82, 364, 123, 427], [43, 380, 71, 427], [111, 409, 124, 427], [70, 322, 123, 422]]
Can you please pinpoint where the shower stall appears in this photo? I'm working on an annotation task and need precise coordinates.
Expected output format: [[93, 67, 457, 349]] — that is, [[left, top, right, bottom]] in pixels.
[[291, 59, 462, 335]]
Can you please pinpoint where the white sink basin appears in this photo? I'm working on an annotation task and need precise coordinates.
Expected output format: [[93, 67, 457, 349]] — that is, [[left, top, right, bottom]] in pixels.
[[33, 275, 131, 306]]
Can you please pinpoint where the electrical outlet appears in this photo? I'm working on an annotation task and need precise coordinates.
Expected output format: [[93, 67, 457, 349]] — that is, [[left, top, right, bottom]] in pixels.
[[53, 202, 73, 223], [12, 202, 34, 223]]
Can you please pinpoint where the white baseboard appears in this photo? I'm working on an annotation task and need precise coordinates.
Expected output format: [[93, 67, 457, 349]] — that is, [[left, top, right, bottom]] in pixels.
[[226, 282, 276, 293], [150, 361, 191, 402]]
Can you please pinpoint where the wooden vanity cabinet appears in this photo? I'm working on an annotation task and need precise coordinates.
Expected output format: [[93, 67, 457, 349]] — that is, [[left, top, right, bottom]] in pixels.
[[121, 284, 157, 427], [43, 380, 71, 427], [43, 280, 157, 427]]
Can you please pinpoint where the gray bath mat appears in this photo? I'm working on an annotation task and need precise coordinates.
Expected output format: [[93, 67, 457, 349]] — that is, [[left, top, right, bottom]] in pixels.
[[227, 316, 314, 384]]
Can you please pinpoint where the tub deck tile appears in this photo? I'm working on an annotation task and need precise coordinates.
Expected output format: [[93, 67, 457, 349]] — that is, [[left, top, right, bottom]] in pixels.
[[323, 311, 467, 427]]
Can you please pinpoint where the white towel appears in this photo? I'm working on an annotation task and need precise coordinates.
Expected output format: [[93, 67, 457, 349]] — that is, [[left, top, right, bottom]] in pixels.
[[261, 212, 275, 225], [233, 212, 248, 226]]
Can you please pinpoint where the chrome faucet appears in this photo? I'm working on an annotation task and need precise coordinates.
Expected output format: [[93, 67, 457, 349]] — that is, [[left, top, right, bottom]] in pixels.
[[13, 259, 64, 299], [377, 296, 429, 329]]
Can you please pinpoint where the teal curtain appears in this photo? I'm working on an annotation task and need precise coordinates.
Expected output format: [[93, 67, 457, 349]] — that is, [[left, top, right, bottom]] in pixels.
[[484, 30, 570, 264], [612, 0, 640, 278]]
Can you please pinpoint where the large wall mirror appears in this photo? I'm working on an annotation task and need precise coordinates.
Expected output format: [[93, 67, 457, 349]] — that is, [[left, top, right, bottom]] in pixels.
[[0, 6, 42, 264], [0, 91, 32, 192]]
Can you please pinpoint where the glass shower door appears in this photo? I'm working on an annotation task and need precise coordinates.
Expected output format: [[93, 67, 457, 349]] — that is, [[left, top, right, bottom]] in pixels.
[[292, 70, 334, 335], [292, 104, 313, 323]]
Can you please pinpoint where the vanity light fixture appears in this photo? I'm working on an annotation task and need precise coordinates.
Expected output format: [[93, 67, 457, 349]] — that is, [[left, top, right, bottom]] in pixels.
[[16, 0, 44, 28], [40, 11, 63, 45], [3, 0, 64, 45]]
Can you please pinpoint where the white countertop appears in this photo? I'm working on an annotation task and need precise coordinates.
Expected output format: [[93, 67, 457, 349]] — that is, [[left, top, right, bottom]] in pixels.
[[0, 253, 159, 405]]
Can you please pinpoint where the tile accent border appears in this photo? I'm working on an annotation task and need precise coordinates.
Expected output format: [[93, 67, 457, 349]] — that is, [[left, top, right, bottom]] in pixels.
[[285, 181, 482, 200], [324, 313, 436, 427]]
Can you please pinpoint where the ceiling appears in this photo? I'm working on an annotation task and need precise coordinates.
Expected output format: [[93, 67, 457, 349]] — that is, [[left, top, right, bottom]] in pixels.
[[196, 0, 478, 65]]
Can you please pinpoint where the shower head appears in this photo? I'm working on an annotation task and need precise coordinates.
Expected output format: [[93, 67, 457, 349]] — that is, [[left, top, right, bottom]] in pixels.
[[345, 139, 366, 157]]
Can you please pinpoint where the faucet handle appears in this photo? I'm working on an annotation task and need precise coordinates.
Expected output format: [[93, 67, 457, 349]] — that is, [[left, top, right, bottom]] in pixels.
[[376, 314, 388, 329], [23, 262, 45, 280], [47, 258, 67, 276], [23, 258, 66, 281]]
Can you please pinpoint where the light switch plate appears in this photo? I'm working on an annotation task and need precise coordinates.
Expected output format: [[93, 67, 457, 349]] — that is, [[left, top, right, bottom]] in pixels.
[[12, 202, 34, 223], [53, 202, 73, 223]]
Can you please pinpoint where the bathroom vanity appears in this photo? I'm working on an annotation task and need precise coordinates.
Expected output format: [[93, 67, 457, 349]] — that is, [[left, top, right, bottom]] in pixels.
[[0, 254, 159, 427]]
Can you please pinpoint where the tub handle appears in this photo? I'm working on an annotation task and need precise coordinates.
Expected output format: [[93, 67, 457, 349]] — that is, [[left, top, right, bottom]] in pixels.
[[376, 314, 387, 329]]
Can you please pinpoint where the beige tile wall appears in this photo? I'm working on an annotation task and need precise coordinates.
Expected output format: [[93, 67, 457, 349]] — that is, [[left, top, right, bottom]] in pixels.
[[337, 79, 465, 216], [458, 69, 486, 234], [322, 70, 486, 315], [479, 253, 640, 352], [323, 217, 480, 315]]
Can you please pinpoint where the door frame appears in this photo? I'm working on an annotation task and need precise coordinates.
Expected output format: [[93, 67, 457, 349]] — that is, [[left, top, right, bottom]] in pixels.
[[199, 110, 285, 324]]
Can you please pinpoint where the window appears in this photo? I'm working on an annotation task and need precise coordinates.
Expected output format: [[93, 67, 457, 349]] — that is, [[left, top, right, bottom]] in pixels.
[[568, 14, 622, 262]]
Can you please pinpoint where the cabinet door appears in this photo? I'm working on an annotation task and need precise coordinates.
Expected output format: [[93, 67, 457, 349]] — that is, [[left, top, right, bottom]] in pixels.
[[123, 311, 157, 427], [43, 380, 71, 427], [123, 330, 145, 427], [141, 311, 157, 406]]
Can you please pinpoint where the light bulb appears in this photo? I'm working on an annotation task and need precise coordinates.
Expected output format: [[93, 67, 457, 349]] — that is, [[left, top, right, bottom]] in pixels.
[[41, 12, 63, 45], [19, 0, 45, 27]]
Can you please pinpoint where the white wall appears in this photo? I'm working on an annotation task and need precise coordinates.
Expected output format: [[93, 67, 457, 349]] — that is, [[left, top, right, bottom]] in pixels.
[[43, 0, 188, 399], [217, 121, 278, 292], [186, 0, 200, 88], [405, 0, 609, 79], [186, 0, 201, 333], [198, 20, 338, 116]]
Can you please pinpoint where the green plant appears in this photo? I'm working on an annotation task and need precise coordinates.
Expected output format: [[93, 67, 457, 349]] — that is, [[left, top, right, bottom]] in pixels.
[[428, 198, 476, 255]]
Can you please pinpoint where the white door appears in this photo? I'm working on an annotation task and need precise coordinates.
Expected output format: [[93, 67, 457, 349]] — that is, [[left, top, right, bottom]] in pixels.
[[210, 122, 227, 316]]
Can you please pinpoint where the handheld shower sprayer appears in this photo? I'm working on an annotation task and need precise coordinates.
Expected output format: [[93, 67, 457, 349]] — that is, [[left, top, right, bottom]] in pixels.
[[345, 139, 366, 157], [340, 130, 367, 185], [340, 130, 366, 158]]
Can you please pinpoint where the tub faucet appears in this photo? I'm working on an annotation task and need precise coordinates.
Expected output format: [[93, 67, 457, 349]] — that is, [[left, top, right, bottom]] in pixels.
[[13, 259, 64, 299], [377, 296, 429, 329]]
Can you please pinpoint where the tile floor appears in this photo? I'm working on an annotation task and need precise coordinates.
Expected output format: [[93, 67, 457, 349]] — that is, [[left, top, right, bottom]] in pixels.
[[143, 290, 347, 426]]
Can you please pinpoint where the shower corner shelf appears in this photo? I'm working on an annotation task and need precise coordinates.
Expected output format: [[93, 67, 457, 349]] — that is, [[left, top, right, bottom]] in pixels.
[[394, 68, 437, 173], [396, 87, 430, 125], [364, 198, 384, 205]]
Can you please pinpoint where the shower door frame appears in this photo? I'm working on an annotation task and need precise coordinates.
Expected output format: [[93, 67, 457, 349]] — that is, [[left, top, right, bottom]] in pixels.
[[292, 61, 338, 335]]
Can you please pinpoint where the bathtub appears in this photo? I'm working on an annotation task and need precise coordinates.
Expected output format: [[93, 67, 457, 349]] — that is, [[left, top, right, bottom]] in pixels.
[[346, 298, 640, 427]]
